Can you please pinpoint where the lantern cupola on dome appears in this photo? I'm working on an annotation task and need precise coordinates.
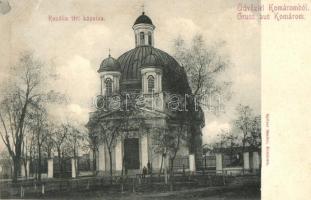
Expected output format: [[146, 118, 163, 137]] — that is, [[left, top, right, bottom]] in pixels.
[[134, 12, 153, 25], [133, 12, 155, 47]]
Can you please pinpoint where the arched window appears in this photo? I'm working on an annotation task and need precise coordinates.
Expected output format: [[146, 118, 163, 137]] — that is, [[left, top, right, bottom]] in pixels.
[[147, 75, 155, 93], [105, 78, 113, 96], [140, 32, 145, 45], [148, 32, 152, 45]]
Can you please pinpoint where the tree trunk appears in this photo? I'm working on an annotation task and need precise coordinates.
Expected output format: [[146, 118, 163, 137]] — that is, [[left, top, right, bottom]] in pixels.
[[159, 155, 164, 176], [121, 155, 125, 193], [12, 145, 22, 182], [25, 163, 28, 179], [92, 148, 97, 175], [242, 133, 246, 173], [12, 157, 20, 182], [29, 151, 33, 177], [35, 158, 38, 180], [169, 158, 175, 191], [108, 150, 113, 184], [22, 141, 28, 179], [74, 145, 78, 176], [121, 155, 124, 177], [164, 155, 168, 184], [38, 145, 42, 181], [23, 159, 28, 179], [170, 158, 175, 177], [160, 154, 163, 174], [57, 148, 62, 177]]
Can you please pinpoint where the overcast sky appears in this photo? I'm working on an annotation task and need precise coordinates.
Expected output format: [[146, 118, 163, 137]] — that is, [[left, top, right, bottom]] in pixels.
[[0, 0, 260, 150]]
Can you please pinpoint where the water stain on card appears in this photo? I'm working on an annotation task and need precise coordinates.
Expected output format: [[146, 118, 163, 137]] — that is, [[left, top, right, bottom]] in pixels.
[[0, 0, 11, 15]]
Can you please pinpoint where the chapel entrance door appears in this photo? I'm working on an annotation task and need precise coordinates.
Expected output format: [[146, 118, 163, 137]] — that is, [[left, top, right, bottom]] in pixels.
[[124, 138, 140, 170]]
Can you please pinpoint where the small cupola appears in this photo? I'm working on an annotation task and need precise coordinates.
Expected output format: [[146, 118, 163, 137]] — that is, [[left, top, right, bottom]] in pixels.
[[133, 12, 155, 47], [141, 54, 163, 68], [141, 54, 163, 94], [98, 54, 121, 73], [134, 12, 153, 25], [98, 53, 121, 96]]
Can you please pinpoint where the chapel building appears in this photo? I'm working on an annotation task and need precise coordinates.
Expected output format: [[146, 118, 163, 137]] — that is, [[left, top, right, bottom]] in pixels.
[[87, 12, 204, 175]]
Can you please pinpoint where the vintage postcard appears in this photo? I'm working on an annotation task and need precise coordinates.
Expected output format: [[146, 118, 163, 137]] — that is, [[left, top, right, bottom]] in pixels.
[[0, 0, 310, 199]]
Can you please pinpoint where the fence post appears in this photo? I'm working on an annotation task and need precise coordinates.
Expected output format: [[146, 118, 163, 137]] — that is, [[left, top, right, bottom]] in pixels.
[[86, 180, 90, 190], [121, 182, 124, 193], [216, 153, 223, 174], [20, 186, 24, 198], [170, 176, 174, 191], [48, 158, 54, 178], [71, 158, 77, 178], [243, 152, 250, 174], [138, 176, 141, 184], [26, 161, 30, 178], [209, 175, 212, 186], [252, 151, 260, 173], [164, 168, 168, 184], [189, 154, 196, 174], [41, 183, 45, 195], [132, 178, 135, 193]]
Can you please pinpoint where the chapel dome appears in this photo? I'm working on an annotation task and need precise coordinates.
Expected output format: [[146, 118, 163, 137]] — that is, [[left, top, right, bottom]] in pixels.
[[117, 46, 191, 94], [98, 55, 121, 72], [134, 12, 153, 25]]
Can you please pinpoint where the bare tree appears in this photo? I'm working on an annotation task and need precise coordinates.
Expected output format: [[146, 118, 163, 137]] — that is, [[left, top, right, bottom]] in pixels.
[[43, 126, 54, 160], [21, 128, 34, 179], [65, 123, 88, 176], [151, 126, 168, 176], [0, 53, 46, 182], [224, 131, 239, 167], [234, 104, 254, 152], [213, 130, 229, 149], [88, 92, 148, 188], [52, 123, 68, 177], [173, 34, 231, 109], [27, 106, 50, 180], [247, 115, 261, 149], [167, 123, 188, 175], [211, 105, 260, 152], [172, 35, 231, 168], [151, 114, 188, 186], [92, 119, 121, 181], [88, 128, 99, 174]]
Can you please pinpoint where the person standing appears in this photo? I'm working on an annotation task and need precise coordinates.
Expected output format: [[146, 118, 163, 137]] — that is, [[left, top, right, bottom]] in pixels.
[[142, 166, 147, 178]]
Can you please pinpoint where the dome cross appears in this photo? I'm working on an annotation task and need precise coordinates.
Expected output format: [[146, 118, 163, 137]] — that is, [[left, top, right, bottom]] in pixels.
[[141, 4, 145, 14]]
